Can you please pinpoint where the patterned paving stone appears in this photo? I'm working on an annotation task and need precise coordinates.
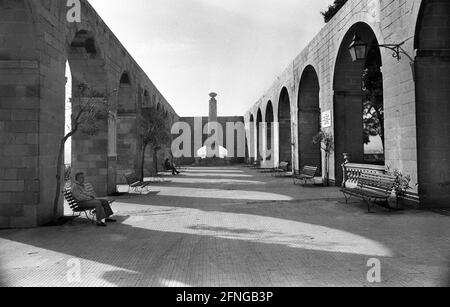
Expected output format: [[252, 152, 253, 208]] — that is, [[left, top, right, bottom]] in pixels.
[[0, 166, 449, 287]]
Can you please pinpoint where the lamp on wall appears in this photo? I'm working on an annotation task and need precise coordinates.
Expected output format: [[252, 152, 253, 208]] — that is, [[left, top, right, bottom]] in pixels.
[[348, 34, 368, 61], [348, 33, 414, 63]]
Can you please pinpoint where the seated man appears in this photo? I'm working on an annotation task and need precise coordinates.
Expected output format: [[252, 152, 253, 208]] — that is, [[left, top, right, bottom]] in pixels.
[[71, 172, 116, 227], [164, 158, 180, 175]]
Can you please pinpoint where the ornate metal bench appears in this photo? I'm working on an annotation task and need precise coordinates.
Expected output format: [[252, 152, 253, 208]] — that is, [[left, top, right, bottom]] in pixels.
[[293, 166, 318, 185], [341, 163, 396, 212]]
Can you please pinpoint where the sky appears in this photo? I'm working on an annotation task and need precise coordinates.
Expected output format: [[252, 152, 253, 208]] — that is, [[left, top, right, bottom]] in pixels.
[[88, 0, 333, 117]]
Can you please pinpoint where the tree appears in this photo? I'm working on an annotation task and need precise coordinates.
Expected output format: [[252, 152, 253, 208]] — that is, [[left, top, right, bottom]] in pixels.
[[313, 130, 334, 187], [321, 0, 348, 23], [138, 106, 172, 180], [362, 64, 384, 150], [52, 83, 111, 221]]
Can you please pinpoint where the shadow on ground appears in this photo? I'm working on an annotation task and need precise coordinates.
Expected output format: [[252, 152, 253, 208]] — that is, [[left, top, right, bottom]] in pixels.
[[0, 166, 448, 287]]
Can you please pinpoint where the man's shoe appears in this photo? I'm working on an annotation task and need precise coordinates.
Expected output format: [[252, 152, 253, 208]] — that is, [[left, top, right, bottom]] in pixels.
[[105, 219, 117, 223], [96, 222, 107, 227]]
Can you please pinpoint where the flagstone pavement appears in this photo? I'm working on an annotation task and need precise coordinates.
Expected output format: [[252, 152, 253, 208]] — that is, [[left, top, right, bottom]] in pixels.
[[0, 166, 449, 287]]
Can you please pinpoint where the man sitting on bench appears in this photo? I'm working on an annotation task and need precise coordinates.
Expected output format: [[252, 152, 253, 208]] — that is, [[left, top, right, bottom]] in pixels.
[[164, 158, 180, 175], [71, 172, 116, 227]]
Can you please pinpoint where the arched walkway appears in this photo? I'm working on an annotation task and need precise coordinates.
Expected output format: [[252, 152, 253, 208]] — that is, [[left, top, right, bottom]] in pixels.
[[117, 72, 138, 182], [256, 109, 263, 163], [68, 30, 109, 194], [333, 22, 384, 185], [278, 88, 292, 167], [415, 0, 450, 207], [298, 66, 321, 174], [0, 0, 177, 227], [249, 114, 255, 163], [265, 102, 274, 165]]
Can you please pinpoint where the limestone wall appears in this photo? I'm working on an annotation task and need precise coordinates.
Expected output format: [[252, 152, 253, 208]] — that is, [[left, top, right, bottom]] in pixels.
[[245, 0, 429, 204], [0, 0, 179, 228]]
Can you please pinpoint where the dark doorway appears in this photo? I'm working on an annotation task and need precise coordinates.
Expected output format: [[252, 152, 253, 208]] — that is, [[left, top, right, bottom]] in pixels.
[[298, 66, 322, 174], [278, 88, 292, 167], [333, 22, 384, 185]]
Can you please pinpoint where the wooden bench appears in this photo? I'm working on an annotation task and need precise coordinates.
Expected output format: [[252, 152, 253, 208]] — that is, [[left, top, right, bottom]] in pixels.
[[63, 189, 115, 224], [63, 189, 96, 224], [341, 173, 396, 213], [293, 166, 318, 185], [124, 173, 151, 194], [272, 162, 291, 177]]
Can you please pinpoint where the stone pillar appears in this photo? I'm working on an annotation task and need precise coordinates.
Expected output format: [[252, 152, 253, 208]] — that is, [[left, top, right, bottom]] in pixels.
[[0, 60, 41, 228], [107, 111, 117, 194], [273, 121, 280, 168], [261, 122, 268, 167]]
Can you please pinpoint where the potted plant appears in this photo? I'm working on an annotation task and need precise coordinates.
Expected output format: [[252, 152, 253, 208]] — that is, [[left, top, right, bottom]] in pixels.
[[387, 166, 413, 206], [313, 130, 334, 187]]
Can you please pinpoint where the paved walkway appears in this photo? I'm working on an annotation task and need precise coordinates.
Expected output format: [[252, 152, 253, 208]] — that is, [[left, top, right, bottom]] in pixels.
[[0, 166, 449, 287]]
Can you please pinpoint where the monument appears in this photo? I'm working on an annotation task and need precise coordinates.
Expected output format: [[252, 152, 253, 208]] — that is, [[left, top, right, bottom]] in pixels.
[[197, 93, 228, 163], [209, 92, 218, 123]]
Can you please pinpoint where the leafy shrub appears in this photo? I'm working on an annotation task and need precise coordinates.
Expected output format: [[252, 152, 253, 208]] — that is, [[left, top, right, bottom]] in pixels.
[[321, 0, 348, 23]]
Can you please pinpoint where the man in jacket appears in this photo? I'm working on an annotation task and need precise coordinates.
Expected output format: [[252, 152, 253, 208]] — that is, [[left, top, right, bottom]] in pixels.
[[71, 172, 116, 227]]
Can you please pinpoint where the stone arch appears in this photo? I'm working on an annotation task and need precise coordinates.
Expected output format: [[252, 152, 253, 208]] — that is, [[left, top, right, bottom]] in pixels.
[[330, 13, 384, 84], [265, 101, 274, 164], [118, 71, 133, 114], [0, 0, 177, 227], [249, 114, 256, 163], [256, 108, 263, 163], [414, 0, 450, 207], [278, 87, 292, 167], [298, 65, 321, 174], [143, 90, 150, 107], [116, 71, 139, 183], [66, 28, 111, 196], [0, 0, 37, 60], [333, 22, 384, 185]]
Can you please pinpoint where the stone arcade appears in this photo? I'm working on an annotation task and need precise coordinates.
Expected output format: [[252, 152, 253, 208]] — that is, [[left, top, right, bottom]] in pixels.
[[0, 0, 449, 229], [0, 0, 177, 227], [244, 0, 450, 208]]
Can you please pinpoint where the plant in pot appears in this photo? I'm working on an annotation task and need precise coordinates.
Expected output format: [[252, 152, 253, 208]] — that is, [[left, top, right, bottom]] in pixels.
[[313, 130, 334, 187], [387, 166, 413, 206]]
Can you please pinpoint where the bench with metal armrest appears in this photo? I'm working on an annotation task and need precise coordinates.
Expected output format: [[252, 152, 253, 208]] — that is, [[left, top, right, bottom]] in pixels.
[[63, 190, 115, 224], [341, 173, 396, 213], [124, 173, 152, 194]]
